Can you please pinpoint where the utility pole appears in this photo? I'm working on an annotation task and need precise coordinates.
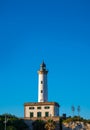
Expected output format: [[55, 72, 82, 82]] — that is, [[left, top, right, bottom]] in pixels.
[[4, 115, 7, 130], [71, 106, 75, 117], [77, 106, 80, 117]]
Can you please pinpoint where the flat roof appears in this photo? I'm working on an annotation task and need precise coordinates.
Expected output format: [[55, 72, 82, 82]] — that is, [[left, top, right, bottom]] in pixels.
[[24, 102, 60, 107]]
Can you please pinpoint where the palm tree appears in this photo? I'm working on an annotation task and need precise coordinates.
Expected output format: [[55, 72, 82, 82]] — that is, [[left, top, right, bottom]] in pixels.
[[45, 119, 56, 130]]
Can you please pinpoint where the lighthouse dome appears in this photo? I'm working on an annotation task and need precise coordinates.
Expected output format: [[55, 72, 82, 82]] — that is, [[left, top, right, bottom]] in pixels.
[[40, 61, 46, 71], [40, 61, 46, 67]]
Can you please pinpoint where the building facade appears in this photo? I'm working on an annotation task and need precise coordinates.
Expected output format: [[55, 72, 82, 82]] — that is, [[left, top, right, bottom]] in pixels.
[[24, 102, 59, 118]]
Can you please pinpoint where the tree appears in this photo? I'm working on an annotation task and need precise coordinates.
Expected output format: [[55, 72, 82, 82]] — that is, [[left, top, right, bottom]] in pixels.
[[45, 119, 56, 130], [13, 119, 28, 130], [7, 126, 16, 130], [0, 122, 4, 130], [32, 120, 45, 130], [0, 114, 28, 130], [59, 118, 62, 130]]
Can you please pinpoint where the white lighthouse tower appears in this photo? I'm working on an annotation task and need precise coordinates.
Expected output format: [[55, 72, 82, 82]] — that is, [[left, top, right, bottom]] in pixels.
[[38, 61, 48, 102], [24, 62, 60, 121]]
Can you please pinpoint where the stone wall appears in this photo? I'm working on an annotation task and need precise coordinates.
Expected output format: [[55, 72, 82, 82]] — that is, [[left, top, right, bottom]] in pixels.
[[62, 122, 90, 130]]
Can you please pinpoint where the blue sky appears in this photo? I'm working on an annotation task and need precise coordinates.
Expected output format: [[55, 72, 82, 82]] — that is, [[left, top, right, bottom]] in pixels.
[[0, 0, 90, 119]]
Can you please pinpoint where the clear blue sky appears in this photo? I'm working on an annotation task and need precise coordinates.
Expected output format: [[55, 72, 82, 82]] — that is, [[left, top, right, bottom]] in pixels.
[[0, 0, 90, 119]]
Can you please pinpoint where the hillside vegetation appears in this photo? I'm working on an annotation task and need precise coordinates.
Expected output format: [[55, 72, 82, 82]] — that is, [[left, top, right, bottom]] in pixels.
[[62, 116, 90, 124], [0, 114, 28, 130]]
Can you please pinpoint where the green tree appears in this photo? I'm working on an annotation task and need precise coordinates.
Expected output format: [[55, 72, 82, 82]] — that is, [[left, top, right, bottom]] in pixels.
[[32, 120, 45, 130], [7, 126, 16, 130], [0, 114, 28, 130], [59, 118, 62, 130]]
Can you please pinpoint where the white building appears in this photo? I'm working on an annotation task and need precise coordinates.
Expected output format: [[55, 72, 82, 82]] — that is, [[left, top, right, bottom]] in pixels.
[[24, 62, 60, 119]]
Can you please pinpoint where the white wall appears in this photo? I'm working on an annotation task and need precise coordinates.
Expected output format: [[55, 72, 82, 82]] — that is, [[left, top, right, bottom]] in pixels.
[[38, 73, 48, 102]]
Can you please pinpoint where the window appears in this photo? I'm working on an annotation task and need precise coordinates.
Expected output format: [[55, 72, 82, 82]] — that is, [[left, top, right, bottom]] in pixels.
[[41, 90, 43, 93], [37, 112, 41, 117], [41, 81, 43, 84], [44, 106, 50, 109], [45, 112, 49, 117], [30, 112, 34, 118], [29, 107, 34, 110], [37, 107, 41, 109]]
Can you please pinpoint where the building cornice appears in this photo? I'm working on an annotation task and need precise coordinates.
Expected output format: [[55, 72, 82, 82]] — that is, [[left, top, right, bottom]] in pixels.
[[24, 102, 60, 107]]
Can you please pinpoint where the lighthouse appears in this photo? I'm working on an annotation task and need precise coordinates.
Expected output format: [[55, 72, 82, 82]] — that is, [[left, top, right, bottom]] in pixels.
[[24, 62, 60, 120], [38, 62, 48, 102]]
